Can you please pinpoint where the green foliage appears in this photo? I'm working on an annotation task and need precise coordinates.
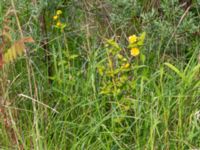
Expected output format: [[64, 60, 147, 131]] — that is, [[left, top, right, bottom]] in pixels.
[[141, 0, 199, 58], [108, 0, 140, 25], [0, 0, 200, 149], [97, 32, 145, 97]]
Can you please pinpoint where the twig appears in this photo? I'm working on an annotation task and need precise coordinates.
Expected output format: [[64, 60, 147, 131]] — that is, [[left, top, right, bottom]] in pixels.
[[162, 5, 191, 59], [18, 94, 59, 113]]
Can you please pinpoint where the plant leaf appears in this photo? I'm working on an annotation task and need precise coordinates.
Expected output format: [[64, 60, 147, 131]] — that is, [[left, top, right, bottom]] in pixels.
[[3, 37, 34, 64], [164, 62, 185, 79]]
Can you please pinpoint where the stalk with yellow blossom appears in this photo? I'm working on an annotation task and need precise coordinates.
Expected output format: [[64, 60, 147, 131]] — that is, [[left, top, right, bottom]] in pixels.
[[128, 32, 146, 57], [53, 10, 66, 31]]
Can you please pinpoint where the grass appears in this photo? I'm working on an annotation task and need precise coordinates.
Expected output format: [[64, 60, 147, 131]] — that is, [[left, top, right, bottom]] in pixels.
[[0, 0, 200, 149]]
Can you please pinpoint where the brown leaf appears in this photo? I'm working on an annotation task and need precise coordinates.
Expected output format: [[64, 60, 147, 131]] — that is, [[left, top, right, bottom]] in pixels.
[[0, 53, 3, 68], [21, 37, 35, 43], [3, 37, 34, 64]]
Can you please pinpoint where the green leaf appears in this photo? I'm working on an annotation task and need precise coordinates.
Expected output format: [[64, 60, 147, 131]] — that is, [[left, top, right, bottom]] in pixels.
[[164, 62, 185, 79], [140, 53, 146, 63], [69, 54, 79, 60], [106, 39, 121, 51]]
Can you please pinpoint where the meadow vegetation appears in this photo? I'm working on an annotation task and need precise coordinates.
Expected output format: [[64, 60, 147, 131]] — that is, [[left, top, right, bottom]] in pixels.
[[0, 0, 200, 149]]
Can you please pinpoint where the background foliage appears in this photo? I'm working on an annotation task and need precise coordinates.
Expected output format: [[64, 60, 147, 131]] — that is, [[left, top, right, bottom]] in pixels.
[[0, 0, 200, 149]]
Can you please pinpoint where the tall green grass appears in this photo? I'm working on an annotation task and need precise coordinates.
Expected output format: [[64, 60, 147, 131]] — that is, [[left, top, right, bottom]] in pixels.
[[0, 0, 200, 149]]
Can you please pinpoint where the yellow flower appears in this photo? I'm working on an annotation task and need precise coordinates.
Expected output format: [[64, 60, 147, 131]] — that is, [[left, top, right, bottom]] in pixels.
[[131, 47, 140, 56], [123, 63, 130, 68], [56, 10, 62, 15], [128, 35, 137, 44], [121, 63, 130, 69], [53, 15, 58, 20], [56, 21, 62, 28]]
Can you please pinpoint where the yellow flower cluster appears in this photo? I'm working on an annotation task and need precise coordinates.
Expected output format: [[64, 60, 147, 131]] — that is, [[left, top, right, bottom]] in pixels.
[[53, 10, 66, 31], [97, 32, 146, 96], [128, 32, 146, 57], [53, 10, 62, 21]]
